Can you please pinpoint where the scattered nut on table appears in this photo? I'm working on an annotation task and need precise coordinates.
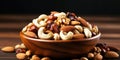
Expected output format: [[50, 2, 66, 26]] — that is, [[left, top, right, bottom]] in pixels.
[[41, 57, 51, 60], [94, 53, 103, 60], [16, 53, 27, 60], [1, 43, 119, 60], [105, 51, 119, 58], [1, 46, 15, 53], [30, 55, 40, 60]]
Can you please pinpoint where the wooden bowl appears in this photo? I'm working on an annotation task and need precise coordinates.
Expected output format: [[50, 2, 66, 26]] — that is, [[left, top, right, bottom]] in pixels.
[[20, 32, 101, 58]]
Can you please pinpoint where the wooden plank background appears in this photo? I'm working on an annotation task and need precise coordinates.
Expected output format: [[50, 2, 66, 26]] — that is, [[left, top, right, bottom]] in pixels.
[[0, 14, 120, 60]]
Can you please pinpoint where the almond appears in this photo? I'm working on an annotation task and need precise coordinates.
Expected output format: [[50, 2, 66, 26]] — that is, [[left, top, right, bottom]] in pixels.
[[73, 34, 85, 39], [1, 46, 15, 53], [24, 31, 37, 38], [77, 17, 89, 27], [71, 21, 80, 25], [60, 26, 75, 32], [105, 51, 119, 58]]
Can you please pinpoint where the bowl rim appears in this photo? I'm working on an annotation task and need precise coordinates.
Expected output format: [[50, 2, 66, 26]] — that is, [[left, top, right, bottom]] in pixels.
[[20, 32, 101, 43]]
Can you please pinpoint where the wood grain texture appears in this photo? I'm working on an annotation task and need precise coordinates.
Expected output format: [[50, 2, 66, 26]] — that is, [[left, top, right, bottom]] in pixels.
[[0, 15, 120, 60]]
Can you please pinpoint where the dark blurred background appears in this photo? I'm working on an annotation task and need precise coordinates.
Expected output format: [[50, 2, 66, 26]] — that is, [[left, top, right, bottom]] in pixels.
[[0, 0, 120, 15]]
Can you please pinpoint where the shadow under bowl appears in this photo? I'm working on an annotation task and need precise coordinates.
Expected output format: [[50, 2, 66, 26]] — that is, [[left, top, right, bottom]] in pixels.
[[20, 32, 101, 58]]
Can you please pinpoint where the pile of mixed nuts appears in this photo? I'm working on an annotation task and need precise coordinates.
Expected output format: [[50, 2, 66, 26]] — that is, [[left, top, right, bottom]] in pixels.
[[1, 43, 51, 60], [1, 43, 119, 60], [22, 11, 99, 40]]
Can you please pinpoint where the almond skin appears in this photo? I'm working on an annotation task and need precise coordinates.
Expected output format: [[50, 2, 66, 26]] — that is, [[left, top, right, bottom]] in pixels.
[[60, 26, 75, 32], [73, 34, 85, 39], [24, 31, 37, 38], [1, 46, 15, 53], [77, 17, 89, 27], [105, 51, 119, 58]]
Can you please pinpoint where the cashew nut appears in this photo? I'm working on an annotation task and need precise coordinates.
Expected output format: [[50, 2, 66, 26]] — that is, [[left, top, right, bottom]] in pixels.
[[38, 27, 53, 39], [75, 25, 83, 33], [22, 26, 28, 33], [32, 19, 47, 28], [54, 12, 66, 18], [53, 33, 60, 40], [22, 23, 33, 32], [84, 27, 92, 38], [37, 14, 48, 20], [60, 31, 73, 40], [32, 14, 48, 28]]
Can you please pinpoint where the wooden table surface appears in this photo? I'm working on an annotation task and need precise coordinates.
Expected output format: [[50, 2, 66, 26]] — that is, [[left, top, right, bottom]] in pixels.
[[0, 14, 120, 60]]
